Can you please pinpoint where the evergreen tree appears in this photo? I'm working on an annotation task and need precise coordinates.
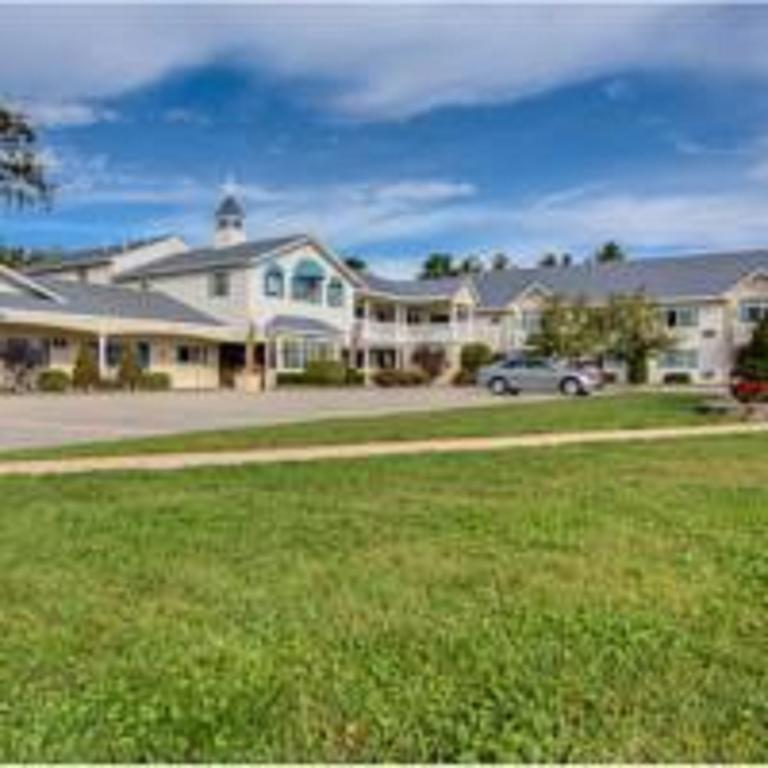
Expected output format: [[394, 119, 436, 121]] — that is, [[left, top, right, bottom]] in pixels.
[[117, 343, 142, 390], [72, 343, 100, 390], [734, 316, 768, 380]]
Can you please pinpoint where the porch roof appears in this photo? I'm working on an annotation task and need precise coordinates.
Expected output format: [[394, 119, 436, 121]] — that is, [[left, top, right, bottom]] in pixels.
[[266, 315, 343, 338]]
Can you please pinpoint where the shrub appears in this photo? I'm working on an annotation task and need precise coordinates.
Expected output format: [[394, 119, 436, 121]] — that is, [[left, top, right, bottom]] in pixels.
[[277, 361, 364, 388], [304, 359, 347, 386], [662, 372, 692, 385], [72, 343, 100, 391], [411, 344, 447, 381], [373, 368, 429, 387], [117, 343, 142, 390], [452, 368, 476, 386], [137, 372, 172, 391], [37, 369, 71, 393], [460, 343, 493, 375]]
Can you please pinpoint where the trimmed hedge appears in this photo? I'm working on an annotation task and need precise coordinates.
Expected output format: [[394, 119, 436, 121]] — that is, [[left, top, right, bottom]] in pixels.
[[373, 368, 429, 387], [137, 372, 172, 391], [37, 369, 71, 393], [277, 361, 364, 387]]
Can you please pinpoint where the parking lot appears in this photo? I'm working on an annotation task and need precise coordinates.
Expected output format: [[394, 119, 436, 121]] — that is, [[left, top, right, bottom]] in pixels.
[[0, 387, 528, 451]]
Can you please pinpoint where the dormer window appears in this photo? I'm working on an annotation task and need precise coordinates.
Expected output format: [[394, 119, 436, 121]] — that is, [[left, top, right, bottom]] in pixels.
[[264, 265, 285, 298]]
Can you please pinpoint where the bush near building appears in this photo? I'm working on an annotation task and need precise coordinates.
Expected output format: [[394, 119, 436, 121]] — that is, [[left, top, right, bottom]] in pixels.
[[734, 316, 768, 381], [117, 344, 143, 391], [72, 343, 100, 391], [37, 369, 71, 392], [373, 368, 429, 387], [277, 360, 364, 387], [136, 372, 172, 391]]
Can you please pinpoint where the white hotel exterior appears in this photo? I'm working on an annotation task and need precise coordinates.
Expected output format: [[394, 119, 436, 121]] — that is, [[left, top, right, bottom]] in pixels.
[[2, 193, 768, 390]]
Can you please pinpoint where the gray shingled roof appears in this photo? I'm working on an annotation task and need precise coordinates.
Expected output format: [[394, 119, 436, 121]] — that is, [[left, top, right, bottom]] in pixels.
[[266, 315, 342, 337], [25, 236, 173, 274], [360, 272, 471, 300], [0, 277, 222, 326], [115, 235, 307, 281], [474, 249, 768, 307]]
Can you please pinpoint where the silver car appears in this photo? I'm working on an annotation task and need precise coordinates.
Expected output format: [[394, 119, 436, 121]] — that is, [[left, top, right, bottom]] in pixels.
[[477, 357, 598, 396]]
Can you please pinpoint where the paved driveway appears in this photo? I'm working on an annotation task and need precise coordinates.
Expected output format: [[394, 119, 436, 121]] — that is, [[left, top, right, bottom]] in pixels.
[[0, 387, 525, 451]]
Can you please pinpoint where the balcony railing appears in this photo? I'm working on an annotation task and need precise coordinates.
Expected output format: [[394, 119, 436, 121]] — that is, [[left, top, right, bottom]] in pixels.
[[357, 320, 474, 345]]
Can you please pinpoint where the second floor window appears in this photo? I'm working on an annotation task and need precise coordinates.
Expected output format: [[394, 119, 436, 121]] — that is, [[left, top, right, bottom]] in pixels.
[[663, 306, 699, 328], [521, 310, 542, 334], [209, 271, 230, 299], [264, 266, 284, 298], [740, 299, 768, 324], [291, 259, 325, 304], [327, 278, 345, 307]]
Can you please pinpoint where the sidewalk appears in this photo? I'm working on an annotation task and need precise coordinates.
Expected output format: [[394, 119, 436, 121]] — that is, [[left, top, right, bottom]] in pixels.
[[0, 422, 765, 476]]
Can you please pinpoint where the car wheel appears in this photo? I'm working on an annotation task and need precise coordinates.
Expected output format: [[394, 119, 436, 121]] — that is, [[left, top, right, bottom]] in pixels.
[[560, 377, 582, 396], [488, 377, 509, 396]]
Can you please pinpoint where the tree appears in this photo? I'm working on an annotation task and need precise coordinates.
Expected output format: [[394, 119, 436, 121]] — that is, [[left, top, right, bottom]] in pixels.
[[561, 252, 574, 267], [420, 252, 457, 279], [72, 343, 100, 390], [117, 343, 142, 390], [538, 253, 559, 268], [491, 252, 511, 271], [343, 256, 367, 273], [1, 104, 52, 207], [734, 316, 768, 380], [460, 342, 494, 374], [529, 296, 602, 360], [603, 293, 671, 384], [595, 240, 627, 264], [458, 255, 483, 275]]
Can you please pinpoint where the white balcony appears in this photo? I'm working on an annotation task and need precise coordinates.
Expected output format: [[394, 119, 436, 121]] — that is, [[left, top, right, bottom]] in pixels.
[[357, 320, 474, 346]]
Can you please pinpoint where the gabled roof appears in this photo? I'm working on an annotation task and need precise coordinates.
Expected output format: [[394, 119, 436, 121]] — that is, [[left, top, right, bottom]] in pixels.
[[115, 235, 308, 281], [0, 273, 221, 326], [359, 272, 474, 301], [474, 249, 768, 308], [25, 236, 175, 275]]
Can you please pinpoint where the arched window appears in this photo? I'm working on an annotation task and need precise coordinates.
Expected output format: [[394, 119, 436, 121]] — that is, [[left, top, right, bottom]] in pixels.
[[291, 259, 326, 303], [264, 264, 284, 298], [327, 278, 345, 307]]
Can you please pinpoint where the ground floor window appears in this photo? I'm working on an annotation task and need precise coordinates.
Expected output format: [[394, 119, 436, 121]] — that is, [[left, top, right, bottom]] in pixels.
[[177, 345, 208, 365], [279, 338, 336, 370], [658, 349, 699, 370]]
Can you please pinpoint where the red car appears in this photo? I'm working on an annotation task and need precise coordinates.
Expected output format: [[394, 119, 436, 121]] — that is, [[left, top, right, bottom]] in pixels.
[[730, 375, 768, 402]]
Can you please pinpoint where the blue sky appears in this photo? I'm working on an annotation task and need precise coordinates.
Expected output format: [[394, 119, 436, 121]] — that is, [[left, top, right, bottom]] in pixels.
[[5, 4, 768, 276]]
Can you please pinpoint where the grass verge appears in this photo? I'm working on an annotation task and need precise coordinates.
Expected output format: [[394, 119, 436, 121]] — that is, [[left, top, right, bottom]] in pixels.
[[2, 392, 734, 461]]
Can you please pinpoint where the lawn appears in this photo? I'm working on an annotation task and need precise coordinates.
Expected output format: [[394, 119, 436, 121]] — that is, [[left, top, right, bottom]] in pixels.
[[3, 392, 734, 460], [1, 434, 766, 761]]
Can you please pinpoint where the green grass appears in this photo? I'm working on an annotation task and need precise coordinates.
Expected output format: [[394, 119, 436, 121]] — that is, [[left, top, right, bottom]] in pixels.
[[1, 434, 766, 761], [3, 392, 734, 461]]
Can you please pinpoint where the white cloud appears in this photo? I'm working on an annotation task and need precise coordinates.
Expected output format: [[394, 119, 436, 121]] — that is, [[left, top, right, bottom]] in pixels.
[[161, 108, 210, 126], [3, 6, 768, 120], [15, 101, 119, 128]]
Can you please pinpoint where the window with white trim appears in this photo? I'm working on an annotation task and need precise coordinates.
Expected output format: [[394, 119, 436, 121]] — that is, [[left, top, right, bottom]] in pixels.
[[264, 265, 284, 298], [327, 278, 345, 307], [739, 299, 768, 324], [209, 271, 230, 298], [663, 305, 699, 328], [658, 349, 699, 370]]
